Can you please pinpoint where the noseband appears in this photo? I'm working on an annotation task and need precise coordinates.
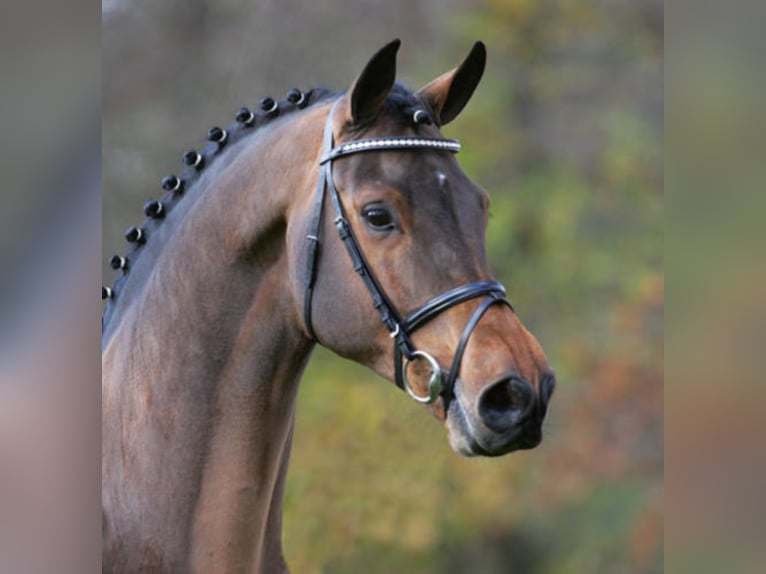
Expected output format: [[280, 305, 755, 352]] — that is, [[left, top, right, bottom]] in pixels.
[[303, 100, 513, 404]]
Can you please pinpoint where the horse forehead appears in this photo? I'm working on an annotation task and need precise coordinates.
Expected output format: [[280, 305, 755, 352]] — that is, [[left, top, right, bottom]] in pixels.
[[349, 151, 462, 188]]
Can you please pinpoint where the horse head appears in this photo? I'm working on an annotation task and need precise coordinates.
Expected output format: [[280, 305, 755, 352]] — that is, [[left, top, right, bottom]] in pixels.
[[291, 40, 555, 456]]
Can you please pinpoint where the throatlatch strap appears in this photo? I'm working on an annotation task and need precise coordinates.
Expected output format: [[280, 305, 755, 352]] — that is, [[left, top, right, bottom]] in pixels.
[[303, 101, 341, 340]]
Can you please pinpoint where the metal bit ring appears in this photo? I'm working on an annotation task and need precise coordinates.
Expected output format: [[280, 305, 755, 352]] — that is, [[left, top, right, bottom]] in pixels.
[[402, 350, 443, 404]]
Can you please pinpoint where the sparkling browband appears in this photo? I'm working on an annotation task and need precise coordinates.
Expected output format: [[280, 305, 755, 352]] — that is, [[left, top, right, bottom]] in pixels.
[[321, 137, 460, 164]]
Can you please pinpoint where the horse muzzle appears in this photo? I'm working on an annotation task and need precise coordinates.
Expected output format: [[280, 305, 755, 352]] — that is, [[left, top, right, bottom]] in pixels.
[[447, 373, 555, 457]]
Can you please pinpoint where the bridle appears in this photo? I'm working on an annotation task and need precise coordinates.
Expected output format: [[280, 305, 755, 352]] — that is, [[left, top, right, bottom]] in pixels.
[[303, 100, 513, 404]]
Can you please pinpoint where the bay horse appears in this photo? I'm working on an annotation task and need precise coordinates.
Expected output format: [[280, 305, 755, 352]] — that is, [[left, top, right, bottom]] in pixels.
[[102, 39, 555, 573]]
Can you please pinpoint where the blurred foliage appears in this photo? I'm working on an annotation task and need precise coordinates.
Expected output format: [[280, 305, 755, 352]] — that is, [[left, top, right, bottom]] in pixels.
[[104, 0, 662, 571]]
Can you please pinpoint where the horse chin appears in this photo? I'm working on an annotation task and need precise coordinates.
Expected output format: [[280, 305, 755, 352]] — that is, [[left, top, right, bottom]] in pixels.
[[444, 393, 543, 458]]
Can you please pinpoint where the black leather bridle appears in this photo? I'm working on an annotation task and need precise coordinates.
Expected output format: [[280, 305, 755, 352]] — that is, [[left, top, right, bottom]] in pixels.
[[303, 100, 513, 404]]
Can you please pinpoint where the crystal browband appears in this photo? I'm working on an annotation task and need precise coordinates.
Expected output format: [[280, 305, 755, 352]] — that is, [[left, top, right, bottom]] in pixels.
[[321, 137, 461, 164]]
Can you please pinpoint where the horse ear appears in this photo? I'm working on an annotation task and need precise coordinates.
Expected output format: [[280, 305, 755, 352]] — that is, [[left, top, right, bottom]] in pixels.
[[345, 38, 401, 126], [416, 41, 486, 126]]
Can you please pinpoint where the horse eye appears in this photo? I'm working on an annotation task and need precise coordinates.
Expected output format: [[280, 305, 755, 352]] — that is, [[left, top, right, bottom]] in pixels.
[[362, 206, 395, 230]]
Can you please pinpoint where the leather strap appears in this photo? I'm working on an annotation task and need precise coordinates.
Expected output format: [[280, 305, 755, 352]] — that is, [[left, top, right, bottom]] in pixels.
[[402, 280, 509, 332], [445, 293, 512, 393]]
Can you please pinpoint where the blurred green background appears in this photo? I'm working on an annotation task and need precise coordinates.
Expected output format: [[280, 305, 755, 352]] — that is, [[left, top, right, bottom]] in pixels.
[[103, 1, 662, 572]]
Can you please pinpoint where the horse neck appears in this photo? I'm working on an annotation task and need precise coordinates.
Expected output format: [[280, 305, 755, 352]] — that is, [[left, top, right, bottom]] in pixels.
[[102, 109, 327, 572]]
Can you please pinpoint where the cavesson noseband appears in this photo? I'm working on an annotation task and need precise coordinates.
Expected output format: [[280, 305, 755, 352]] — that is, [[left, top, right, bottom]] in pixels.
[[304, 100, 513, 404]]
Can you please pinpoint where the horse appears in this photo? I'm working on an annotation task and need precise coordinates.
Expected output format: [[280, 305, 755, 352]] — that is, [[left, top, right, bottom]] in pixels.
[[102, 39, 556, 573]]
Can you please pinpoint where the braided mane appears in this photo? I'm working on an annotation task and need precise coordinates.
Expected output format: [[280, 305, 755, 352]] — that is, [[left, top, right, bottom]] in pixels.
[[102, 87, 335, 331]]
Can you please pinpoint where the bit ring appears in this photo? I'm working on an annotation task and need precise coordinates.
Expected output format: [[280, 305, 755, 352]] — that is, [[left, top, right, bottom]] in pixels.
[[402, 350, 443, 404]]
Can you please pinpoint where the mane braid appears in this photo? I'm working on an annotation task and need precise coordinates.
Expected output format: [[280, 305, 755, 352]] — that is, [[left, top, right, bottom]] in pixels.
[[102, 87, 335, 331], [383, 82, 428, 124]]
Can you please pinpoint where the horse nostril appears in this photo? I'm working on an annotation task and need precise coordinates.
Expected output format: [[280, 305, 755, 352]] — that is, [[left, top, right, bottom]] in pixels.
[[477, 377, 536, 433]]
